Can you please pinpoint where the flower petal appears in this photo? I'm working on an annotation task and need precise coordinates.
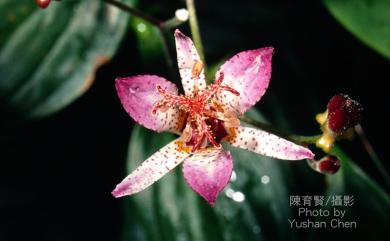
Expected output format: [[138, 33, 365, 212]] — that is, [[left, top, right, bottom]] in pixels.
[[215, 47, 274, 114], [112, 138, 190, 197], [226, 126, 314, 160], [115, 75, 185, 133], [174, 29, 206, 95], [182, 148, 233, 206]]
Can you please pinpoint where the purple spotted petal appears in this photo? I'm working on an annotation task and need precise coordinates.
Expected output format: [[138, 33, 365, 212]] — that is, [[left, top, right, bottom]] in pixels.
[[215, 47, 274, 114], [182, 148, 233, 206], [227, 126, 314, 160], [115, 75, 184, 133], [174, 29, 206, 95], [112, 138, 190, 197]]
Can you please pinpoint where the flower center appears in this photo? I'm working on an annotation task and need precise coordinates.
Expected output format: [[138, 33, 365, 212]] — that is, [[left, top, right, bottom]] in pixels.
[[153, 65, 240, 152]]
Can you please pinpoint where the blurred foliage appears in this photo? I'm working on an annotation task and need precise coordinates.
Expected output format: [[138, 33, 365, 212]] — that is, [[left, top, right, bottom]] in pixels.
[[323, 0, 390, 60], [124, 110, 390, 241], [0, 0, 133, 119], [131, 19, 164, 63]]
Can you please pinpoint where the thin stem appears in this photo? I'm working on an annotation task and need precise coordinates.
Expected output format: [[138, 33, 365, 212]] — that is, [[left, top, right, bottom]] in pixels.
[[239, 116, 321, 145], [161, 17, 187, 31], [104, 0, 186, 81], [185, 0, 206, 63], [104, 0, 161, 27], [240, 116, 287, 137], [289, 134, 322, 144], [159, 31, 178, 82], [355, 124, 390, 188]]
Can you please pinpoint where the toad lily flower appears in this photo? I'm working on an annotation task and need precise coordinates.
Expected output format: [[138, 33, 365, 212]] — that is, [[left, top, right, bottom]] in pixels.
[[112, 29, 314, 206]]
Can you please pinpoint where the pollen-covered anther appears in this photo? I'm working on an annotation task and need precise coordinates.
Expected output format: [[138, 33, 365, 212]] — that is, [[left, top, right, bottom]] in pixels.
[[191, 61, 204, 94], [192, 61, 204, 79], [316, 132, 335, 153]]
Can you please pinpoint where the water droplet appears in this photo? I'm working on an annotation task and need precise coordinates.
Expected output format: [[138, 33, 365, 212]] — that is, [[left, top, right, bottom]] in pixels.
[[230, 170, 237, 182], [261, 175, 270, 184], [232, 191, 245, 202], [137, 23, 146, 33], [175, 9, 189, 22], [224, 187, 234, 198], [129, 86, 140, 94]]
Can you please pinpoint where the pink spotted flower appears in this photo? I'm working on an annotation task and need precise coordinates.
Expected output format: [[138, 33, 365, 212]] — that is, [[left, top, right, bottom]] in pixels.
[[112, 30, 314, 206]]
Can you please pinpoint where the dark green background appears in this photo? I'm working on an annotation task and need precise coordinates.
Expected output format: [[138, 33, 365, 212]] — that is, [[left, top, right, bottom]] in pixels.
[[1, 0, 388, 241]]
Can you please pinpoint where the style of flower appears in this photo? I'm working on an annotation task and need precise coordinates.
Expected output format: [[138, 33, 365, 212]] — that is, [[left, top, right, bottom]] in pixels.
[[112, 29, 314, 206]]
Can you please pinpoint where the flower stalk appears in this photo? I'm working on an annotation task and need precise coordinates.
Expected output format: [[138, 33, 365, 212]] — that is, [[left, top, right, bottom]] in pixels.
[[355, 124, 390, 188], [240, 115, 321, 145], [103, 0, 189, 82], [104, 0, 161, 27], [185, 0, 206, 64]]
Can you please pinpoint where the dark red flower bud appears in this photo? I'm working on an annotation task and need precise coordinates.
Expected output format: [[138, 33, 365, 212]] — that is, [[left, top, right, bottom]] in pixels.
[[327, 94, 363, 133], [35, 0, 51, 9], [318, 155, 340, 174]]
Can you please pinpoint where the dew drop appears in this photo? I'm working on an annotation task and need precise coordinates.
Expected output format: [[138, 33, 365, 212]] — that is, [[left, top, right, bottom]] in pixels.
[[232, 191, 245, 202], [261, 175, 270, 184], [129, 86, 140, 94], [224, 188, 234, 198], [137, 23, 146, 33], [230, 171, 237, 182]]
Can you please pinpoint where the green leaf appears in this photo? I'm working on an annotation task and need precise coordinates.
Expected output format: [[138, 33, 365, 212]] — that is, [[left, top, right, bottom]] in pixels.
[[123, 108, 297, 241], [0, 0, 134, 119], [131, 19, 164, 63], [323, 0, 390, 59]]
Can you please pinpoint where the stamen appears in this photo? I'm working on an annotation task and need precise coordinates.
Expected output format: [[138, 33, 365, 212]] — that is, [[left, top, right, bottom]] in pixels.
[[152, 85, 189, 114], [192, 61, 203, 79], [220, 85, 240, 96], [152, 71, 241, 152], [191, 61, 203, 95]]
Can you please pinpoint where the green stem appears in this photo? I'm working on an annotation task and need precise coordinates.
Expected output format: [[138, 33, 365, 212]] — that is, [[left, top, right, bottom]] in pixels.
[[355, 124, 390, 189], [161, 16, 187, 31], [104, 0, 187, 82], [289, 134, 322, 144], [185, 0, 206, 63], [240, 116, 321, 145], [104, 0, 161, 27], [240, 115, 286, 137]]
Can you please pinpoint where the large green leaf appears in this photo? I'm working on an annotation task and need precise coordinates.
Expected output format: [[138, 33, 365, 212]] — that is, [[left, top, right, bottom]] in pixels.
[[0, 0, 133, 119], [123, 109, 297, 241], [323, 0, 390, 59]]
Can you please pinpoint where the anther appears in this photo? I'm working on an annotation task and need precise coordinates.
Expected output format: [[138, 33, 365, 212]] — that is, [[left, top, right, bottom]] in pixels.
[[192, 61, 203, 79]]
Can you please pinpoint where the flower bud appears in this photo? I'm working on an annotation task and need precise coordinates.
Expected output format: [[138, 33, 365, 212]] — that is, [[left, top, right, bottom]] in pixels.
[[35, 0, 51, 9], [327, 94, 363, 134], [307, 155, 340, 175], [318, 155, 340, 174]]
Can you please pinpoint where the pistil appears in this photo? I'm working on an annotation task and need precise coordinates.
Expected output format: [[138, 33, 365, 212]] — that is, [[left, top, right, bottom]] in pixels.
[[153, 69, 240, 152]]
